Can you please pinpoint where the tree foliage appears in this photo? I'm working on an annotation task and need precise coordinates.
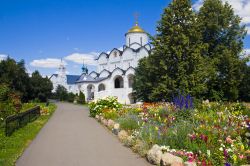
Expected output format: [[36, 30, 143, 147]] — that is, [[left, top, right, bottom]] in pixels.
[[77, 91, 86, 104], [0, 84, 21, 123], [198, 0, 247, 101], [134, 0, 248, 102], [67, 92, 76, 103], [0, 57, 53, 102], [135, 0, 209, 101], [30, 71, 53, 102], [0, 57, 31, 101], [55, 85, 68, 101]]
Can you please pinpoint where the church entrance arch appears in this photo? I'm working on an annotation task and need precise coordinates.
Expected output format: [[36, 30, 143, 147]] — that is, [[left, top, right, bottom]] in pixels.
[[87, 84, 95, 101], [114, 76, 124, 88]]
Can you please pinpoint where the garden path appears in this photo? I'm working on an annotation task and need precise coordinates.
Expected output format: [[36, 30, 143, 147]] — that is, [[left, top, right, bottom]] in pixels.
[[16, 102, 151, 166]]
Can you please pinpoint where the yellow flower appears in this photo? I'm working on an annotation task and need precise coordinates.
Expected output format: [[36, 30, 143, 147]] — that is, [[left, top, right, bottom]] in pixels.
[[232, 154, 237, 163], [158, 116, 161, 121], [241, 144, 244, 151], [155, 127, 159, 131]]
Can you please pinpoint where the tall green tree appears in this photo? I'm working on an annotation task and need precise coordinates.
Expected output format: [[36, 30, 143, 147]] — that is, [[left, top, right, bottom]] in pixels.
[[135, 0, 209, 101], [0, 57, 31, 101], [30, 70, 53, 102], [197, 0, 247, 101]]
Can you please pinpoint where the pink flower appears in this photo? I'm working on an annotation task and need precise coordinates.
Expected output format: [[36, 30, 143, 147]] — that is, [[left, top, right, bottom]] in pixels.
[[188, 134, 196, 141], [226, 136, 233, 144], [239, 154, 244, 159]]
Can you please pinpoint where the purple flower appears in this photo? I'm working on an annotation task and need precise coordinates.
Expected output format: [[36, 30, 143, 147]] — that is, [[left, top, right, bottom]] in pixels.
[[225, 163, 231, 166], [172, 91, 193, 110]]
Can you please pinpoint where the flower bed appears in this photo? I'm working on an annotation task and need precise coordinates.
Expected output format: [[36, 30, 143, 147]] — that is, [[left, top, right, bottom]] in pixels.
[[89, 97, 250, 166]]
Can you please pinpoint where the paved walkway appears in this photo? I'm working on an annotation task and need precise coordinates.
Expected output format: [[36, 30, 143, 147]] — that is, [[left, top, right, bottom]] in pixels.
[[16, 102, 150, 166]]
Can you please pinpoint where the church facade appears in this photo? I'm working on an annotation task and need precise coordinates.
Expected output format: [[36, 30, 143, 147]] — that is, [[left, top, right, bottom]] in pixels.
[[50, 21, 151, 104]]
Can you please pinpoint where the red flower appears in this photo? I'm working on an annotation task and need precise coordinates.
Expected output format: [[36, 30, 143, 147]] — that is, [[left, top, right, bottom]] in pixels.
[[200, 134, 208, 143]]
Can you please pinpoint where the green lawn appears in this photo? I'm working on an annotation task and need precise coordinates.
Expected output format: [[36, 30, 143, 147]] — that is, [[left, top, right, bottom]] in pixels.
[[0, 103, 56, 166]]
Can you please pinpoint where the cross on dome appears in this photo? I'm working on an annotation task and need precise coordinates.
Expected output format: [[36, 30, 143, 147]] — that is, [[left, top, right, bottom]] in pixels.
[[127, 13, 145, 33]]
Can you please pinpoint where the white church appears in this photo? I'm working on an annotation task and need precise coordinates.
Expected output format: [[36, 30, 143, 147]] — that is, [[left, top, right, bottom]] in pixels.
[[50, 20, 151, 104]]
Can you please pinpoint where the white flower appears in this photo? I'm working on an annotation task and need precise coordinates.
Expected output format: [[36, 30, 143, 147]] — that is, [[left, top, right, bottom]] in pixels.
[[207, 150, 211, 157], [219, 147, 223, 151], [245, 132, 250, 137], [169, 149, 176, 153], [160, 145, 170, 151]]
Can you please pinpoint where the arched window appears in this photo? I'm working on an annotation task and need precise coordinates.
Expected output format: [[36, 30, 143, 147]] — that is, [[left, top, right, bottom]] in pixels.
[[98, 84, 105, 92], [128, 74, 134, 88], [114, 51, 117, 57], [114, 76, 124, 88]]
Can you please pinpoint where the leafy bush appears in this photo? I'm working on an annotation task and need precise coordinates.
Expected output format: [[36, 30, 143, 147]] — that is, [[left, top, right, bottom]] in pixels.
[[0, 103, 16, 126], [77, 91, 86, 104], [0, 84, 22, 125], [55, 85, 68, 101], [0, 84, 10, 101], [89, 96, 122, 117], [67, 92, 75, 103]]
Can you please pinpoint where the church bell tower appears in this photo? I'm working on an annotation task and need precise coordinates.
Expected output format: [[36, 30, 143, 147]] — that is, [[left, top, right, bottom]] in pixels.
[[58, 59, 67, 85]]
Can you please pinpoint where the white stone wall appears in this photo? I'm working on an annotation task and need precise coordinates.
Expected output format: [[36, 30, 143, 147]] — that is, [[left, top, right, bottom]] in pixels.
[[125, 32, 148, 47], [97, 47, 148, 72]]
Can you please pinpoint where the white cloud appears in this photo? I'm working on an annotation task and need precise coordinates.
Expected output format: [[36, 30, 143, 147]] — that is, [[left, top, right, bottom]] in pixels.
[[55, 71, 69, 75], [0, 54, 7, 61], [193, 0, 203, 11], [246, 26, 250, 35], [193, 0, 250, 35], [244, 48, 250, 55], [241, 48, 250, 59], [30, 58, 67, 68], [64, 52, 98, 66]]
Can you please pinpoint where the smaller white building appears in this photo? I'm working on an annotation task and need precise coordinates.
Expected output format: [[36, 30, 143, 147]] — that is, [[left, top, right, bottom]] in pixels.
[[50, 61, 80, 94]]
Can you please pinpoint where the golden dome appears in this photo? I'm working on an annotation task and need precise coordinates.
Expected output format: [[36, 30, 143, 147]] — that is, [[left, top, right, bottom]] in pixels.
[[128, 22, 145, 33]]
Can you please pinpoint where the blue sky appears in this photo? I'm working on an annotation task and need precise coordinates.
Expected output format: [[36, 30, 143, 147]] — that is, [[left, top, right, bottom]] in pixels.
[[0, 0, 249, 76]]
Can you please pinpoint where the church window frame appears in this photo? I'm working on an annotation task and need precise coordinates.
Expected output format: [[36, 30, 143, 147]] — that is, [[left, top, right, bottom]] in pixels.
[[114, 76, 124, 89], [98, 83, 105, 92]]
